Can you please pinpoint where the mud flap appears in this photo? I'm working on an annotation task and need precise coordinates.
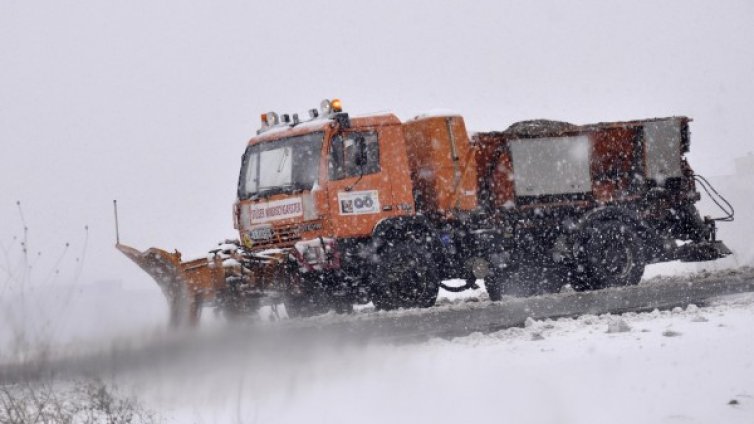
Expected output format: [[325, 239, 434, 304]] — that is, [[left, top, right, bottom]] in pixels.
[[116, 244, 225, 327]]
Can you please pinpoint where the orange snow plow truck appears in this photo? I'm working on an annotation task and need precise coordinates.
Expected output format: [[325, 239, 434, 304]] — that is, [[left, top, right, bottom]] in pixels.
[[117, 99, 732, 325]]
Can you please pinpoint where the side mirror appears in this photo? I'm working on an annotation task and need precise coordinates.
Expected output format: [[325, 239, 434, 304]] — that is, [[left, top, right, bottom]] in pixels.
[[354, 136, 367, 167]]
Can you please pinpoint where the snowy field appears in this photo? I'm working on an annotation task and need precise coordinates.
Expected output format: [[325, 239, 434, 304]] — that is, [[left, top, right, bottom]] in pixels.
[[4, 271, 753, 424], [117, 292, 753, 424], [2, 287, 754, 423]]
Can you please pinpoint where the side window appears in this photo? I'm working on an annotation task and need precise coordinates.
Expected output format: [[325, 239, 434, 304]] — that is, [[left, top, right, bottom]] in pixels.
[[328, 131, 380, 180]]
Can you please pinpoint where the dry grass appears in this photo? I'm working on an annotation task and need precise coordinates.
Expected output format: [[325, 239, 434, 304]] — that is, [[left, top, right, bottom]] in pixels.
[[1, 204, 157, 423], [0, 378, 157, 424]]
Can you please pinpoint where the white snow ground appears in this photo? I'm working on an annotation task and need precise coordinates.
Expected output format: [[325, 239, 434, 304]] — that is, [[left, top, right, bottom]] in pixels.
[[109, 292, 753, 424]]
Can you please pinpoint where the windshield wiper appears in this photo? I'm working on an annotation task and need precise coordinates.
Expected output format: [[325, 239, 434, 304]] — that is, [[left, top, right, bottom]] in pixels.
[[250, 182, 310, 200], [252, 187, 287, 199]]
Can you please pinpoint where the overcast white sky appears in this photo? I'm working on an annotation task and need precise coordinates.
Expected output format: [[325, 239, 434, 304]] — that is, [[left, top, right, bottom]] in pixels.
[[1, 0, 753, 293]]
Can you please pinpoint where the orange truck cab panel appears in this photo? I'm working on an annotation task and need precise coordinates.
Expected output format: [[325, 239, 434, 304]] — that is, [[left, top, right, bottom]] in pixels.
[[402, 115, 478, 216], [234, 111, 417, 254], [323, 114, 416, 239]]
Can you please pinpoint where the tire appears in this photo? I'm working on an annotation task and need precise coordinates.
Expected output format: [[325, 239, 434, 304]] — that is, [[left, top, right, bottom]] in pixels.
[[284, 271, 356, 318], [577, 219, 646, 289], [332, 297, 354, 314], [283, 293, 329, 318], [486, 264, 550, 300], [371, 240, 439, 310], [219, 276, 261, 320], [485, 272, 504, 301]]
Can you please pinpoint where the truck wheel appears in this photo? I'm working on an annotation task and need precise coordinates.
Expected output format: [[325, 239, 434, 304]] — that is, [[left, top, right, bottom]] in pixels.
[[284, 293, 329, 318], [486, 264, 545, 300], [371, 240, 439, 310], [219, 276, 262, 320], [371, 284, 398, 311], [484, 271, 505, 301], [578, 219, 645, 289], [332, 297, 354, 314]]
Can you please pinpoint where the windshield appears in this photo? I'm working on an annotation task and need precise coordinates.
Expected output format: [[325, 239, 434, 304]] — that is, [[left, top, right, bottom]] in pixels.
[[238, 131, 324, 199]]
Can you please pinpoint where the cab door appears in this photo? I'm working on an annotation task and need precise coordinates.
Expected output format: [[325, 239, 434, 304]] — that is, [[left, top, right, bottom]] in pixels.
[[325, 128, 395, 238]]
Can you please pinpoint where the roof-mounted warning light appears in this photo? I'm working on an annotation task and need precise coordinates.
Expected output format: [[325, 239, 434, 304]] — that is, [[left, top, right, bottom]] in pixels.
[[266, 112, 279, 126], [258, 99, 345, 133], [258, 111, 281, 133], [319, 98, 343, 116], [319, 98, 348, 127], [331, 98, 342, 113]]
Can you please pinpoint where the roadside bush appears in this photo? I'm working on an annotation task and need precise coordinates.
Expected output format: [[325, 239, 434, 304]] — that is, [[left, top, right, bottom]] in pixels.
[[0, 378, 156, 424]]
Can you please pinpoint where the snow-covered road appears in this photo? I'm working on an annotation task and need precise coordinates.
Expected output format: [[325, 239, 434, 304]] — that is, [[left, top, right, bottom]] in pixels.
[[3, 268, 754, 423], [3, 267, 754, 384], [135, 292, 754, 423], [1, 270, 754, 423]]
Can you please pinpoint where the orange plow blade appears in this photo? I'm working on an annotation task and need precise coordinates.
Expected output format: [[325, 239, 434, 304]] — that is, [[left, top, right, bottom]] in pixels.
[[116, 244, 225, 327]]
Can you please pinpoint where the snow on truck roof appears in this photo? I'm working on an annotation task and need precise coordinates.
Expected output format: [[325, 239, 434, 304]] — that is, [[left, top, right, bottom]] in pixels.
[[250, 112, 405, 143], [255, 117, 332, 137], [410, 109, 463, 120], [250, 99, 466, 143]]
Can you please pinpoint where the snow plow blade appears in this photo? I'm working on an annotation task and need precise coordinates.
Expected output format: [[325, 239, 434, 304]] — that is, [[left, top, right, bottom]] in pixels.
[[116, 243, 225, 327]]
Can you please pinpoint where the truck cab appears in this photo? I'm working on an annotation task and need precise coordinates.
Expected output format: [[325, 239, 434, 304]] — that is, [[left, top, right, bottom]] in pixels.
[[234, 101, 416, 256]]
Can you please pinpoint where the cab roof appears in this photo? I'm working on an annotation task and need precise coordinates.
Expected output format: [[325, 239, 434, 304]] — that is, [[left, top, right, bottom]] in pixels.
[[248, 112, 401, 146]]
